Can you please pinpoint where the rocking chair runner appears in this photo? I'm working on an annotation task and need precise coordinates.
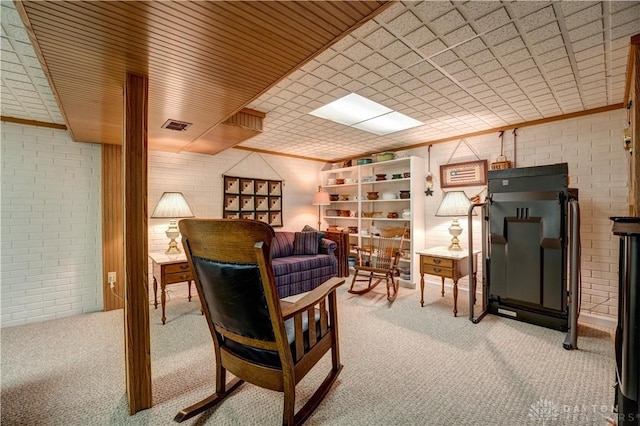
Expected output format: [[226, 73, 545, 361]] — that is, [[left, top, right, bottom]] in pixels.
[[176, 219, 344, 425], [349, 226, 406, 302]]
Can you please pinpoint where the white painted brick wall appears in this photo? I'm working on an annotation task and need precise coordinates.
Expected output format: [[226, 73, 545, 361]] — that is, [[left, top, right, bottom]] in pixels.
[[1, 122, 102, 327], [400, 109, 628, 320], [147, 150, 325, 287]]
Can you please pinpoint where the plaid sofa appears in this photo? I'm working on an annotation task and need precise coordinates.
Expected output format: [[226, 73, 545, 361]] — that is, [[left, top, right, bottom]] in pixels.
[[270, 231, 338, 298]]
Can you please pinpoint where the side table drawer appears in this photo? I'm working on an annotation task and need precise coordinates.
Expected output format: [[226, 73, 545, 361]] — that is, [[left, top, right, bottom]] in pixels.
[[165, 262, 191, 274], [422, 256, 453, 268], [424, 264, 454, 278], [164, 271, 193, 284]]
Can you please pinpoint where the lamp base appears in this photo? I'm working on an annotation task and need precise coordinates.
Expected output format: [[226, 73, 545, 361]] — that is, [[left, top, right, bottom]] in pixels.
[[165, 219, 182, 254], [448, 218, 463, 251]]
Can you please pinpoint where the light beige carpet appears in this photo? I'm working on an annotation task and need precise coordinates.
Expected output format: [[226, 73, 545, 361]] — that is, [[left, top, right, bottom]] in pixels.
[[1, 282, 616, 425]]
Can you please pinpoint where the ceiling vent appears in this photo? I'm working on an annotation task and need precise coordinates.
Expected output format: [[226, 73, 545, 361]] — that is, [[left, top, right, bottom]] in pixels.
[[161, 119, 192, 131]]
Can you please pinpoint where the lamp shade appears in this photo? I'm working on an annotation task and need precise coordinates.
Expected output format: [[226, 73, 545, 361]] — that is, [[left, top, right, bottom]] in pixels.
[[312, 186, 331, 206], [151, 192, 194, 218], [435, 191, 473, 217]]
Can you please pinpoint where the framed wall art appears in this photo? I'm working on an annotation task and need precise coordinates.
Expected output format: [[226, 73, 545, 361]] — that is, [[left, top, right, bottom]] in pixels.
[[439, 159, 488, 188], [223, 175, 283, 227]]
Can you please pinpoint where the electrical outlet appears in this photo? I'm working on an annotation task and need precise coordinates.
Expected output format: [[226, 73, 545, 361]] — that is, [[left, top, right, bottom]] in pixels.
[[108, 272, 116, 284]]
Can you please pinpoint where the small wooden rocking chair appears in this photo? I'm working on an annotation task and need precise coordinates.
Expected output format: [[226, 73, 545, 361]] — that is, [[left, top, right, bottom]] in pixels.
[[349, 226, 406, 302]]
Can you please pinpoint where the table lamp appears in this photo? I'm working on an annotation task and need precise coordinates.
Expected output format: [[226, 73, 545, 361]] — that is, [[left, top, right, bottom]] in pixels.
[[312, 185, 331, 230], [151, 192, 194, 254], [435, 190, 473, 251]]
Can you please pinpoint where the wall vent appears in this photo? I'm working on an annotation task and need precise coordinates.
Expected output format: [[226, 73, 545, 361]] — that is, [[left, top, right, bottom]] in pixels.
[[161, 119, 192, 131]]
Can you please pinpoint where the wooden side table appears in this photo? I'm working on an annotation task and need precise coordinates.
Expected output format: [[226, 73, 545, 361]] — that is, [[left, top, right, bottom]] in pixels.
[[417, 247, 480, 316], [149, 252, 196, 324], [324, 230, 350, 277]]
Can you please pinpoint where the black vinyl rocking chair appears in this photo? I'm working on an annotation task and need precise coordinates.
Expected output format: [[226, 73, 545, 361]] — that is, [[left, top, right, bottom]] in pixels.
[[175, 219, 344, 425]]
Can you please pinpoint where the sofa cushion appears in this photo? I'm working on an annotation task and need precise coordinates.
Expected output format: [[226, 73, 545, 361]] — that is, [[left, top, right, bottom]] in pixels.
[[271, 232, 294, 258], [293, 231, 318, 255], [272, 254, 333, 278]]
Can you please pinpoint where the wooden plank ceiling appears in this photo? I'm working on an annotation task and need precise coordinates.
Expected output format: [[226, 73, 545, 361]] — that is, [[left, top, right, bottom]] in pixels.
[[16, 0, 390, 155]]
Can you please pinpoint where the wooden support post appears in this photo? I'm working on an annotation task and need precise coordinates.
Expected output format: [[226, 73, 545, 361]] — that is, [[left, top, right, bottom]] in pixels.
[[123, 72, 152, 413]]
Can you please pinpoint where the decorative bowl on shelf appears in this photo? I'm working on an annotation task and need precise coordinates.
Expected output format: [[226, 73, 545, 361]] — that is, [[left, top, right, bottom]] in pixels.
[[340, 194, 350, 201], [362, 211, 382, 218], [399, 190, 410, 199], [367, 192, 379, 200], [362, 175, 375, 183], [376, 152, 395, 162], [348, 226, 358, 234], [335, 178, 345, 185], [325, 209, 339, 216], [403, 172, 411, 178], [375, 174, 387, 181], [392, 173, 402, 180], [357, 158, 373, 165], [329, 194, 339, 201], [339, 210, 351, 217], [382, 192, 397, 200], [327, 178, 336, 185], [387, 212, 399, 219]]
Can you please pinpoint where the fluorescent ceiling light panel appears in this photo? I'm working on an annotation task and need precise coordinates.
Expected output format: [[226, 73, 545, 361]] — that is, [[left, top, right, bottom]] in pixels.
[[308, 93, 423, 135], [352, 111, 424, 135], [309, 93, 392, 126]]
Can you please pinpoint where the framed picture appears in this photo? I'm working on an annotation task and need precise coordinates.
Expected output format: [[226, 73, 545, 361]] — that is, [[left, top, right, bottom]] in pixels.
[[440, 160, 488, 188]]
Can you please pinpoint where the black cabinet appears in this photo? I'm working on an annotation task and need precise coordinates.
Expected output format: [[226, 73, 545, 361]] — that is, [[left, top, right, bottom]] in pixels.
[[611, 217, 640, 425]]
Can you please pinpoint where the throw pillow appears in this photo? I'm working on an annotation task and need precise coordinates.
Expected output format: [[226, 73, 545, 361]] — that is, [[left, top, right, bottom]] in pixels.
[[301, 224, 325, 240], [293, 231, 319, 255]]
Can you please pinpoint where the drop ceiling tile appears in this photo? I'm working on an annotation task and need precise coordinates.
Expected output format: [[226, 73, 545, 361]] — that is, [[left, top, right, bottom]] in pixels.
[[577, 56, 604, 72], [386, 10, 423, 36], [343, 41, 374, 62], [343, 80, 366, 93], [467, 83, 491, 94], [503, 48, 535, 66], [532, 35, 565, 55], [483, 23, 519, 46], [494, 36, 526, 56], [406, 61, 435, 78], [611, 3, 640, 27], [465, 49, 496, 66], [395, 50, 423, 69], [538, 47, 568, 65], [579, 64, 606, 79], [443, 25, 477, 47], [484, 68, 509, 82], [412, 1, 455, 23], [474, 8, 513, 35], [359, 71, 384, 86], [309, 64, 338, 80], [510, 1, 552, 18], [611, 19, 640, 41], [387, 70, 413, 85], [404, 26, 436, 48], [376, 61, 403, 77], [343, 63, 369, 79], [474, 58, 502, 74], [418, 39, 448, 58], [508, 58, 538, 74], [430, 9, 466, 35], [543, 57, 572, 74], [325, 54, 355, 71], [453, 37, 487, 58], [568, 20, 603, 43], [380, 40, 412, 60], [526, 21, 561, 44], [451, 68, 476, 82], [572, 33, 603, 53], [549, 73, 577, 86], [421, 69, 447, 84], [564, 3, 602, 30], [430, 50, 459, 67], [519, 5, 556, 32], [441, 60, 468, 75], [362, 27, 397, 50]]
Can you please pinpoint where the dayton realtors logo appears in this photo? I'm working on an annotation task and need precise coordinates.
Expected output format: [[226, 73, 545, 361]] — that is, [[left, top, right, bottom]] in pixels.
[[528, 399, 560, 424]]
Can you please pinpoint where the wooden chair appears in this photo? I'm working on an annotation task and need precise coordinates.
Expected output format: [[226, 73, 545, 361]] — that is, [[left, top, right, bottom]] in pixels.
[[349, 226, 406, 302], [175, 219, 344, 425]]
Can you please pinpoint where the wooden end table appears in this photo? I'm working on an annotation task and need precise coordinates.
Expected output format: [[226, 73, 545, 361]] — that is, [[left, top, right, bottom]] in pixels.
[[417, 247, 480, 316], [149, 252, 196, 324]]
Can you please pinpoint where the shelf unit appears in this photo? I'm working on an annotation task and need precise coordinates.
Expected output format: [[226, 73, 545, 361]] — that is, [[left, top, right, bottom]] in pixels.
[[320, 156, 425, 289]]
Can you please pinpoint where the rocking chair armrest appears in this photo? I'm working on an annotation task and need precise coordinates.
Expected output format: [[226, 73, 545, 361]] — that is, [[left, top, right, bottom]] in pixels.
[[281, 277, 345, 320]]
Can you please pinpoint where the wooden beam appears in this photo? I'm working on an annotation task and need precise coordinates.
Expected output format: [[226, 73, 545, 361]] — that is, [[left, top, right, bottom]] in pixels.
[[102, 144, 124, 311], [632, 43, 640, 216], [123, 72, 152, 414], [0, 115, 67, 130]]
